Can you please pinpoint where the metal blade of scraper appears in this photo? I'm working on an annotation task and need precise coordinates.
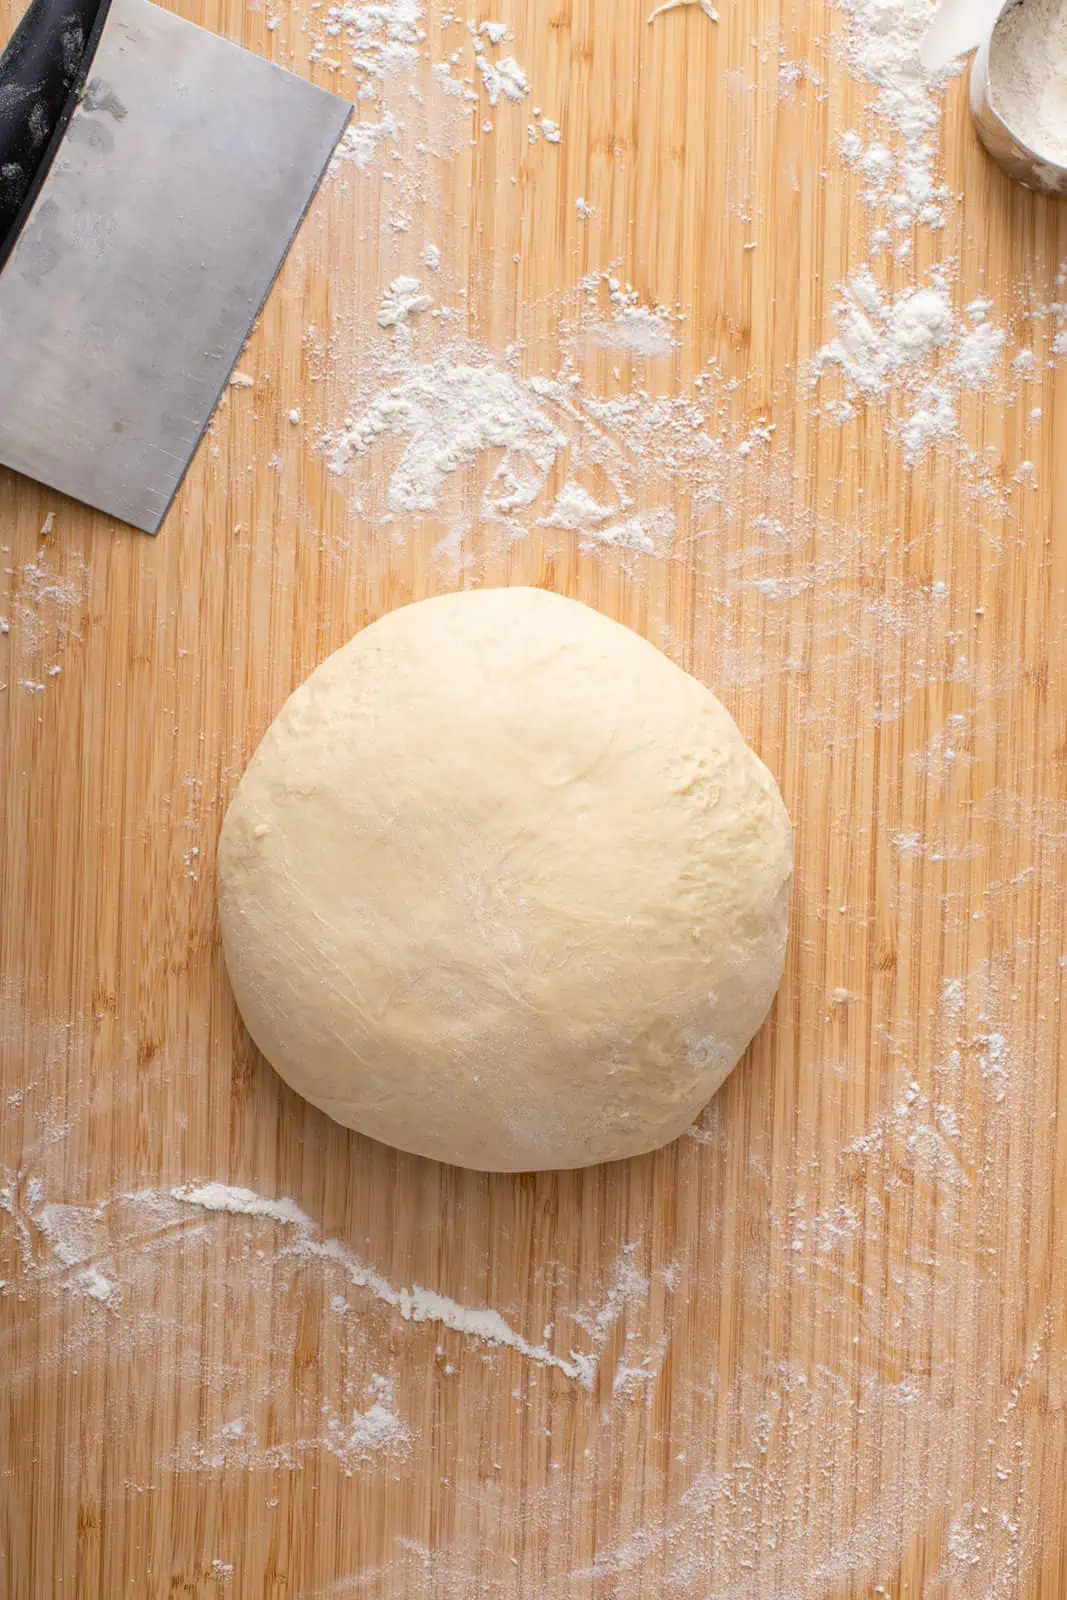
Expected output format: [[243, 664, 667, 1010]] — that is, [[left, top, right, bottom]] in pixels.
[[0, 0, 351, 533]]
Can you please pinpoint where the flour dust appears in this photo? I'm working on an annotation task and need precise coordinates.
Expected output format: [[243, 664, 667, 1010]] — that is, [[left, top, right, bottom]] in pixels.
[[1, 914, 1057, 1594], [0, 534, 89, 698]]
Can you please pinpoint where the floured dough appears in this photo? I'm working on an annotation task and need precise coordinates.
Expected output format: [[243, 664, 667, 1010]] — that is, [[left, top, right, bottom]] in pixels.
[[218, 588, 793, 1171]]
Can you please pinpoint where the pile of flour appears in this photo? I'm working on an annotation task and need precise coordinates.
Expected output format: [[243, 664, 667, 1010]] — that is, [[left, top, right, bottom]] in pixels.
[[835, 0, 963, 238], [989, 0, 1067, 164], [809, 272, 1009, 458]]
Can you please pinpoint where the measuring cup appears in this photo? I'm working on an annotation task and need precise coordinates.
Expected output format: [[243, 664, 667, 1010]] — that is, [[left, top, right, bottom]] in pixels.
[[970, 3, 1067, 196]]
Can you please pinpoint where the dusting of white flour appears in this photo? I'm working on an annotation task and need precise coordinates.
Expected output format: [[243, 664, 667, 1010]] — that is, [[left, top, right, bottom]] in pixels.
[[835, 0, 962, 232], [331, 113, 398, 172], [1, 1, 1063, 1594], [172, 1183, 596, 1384], [326, 356, 567, 515], [377, 275, 434, 328]]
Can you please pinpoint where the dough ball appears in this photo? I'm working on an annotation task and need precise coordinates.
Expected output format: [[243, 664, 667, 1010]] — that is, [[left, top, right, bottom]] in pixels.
[[219, 588, 793, 1172]]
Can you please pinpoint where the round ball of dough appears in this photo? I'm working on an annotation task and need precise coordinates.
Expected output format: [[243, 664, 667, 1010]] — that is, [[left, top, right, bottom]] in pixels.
[[219, 588, 792, 1172]]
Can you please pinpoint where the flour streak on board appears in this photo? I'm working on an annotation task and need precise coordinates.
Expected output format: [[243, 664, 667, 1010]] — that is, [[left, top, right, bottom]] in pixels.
[[172, 1182, 599, 1384]]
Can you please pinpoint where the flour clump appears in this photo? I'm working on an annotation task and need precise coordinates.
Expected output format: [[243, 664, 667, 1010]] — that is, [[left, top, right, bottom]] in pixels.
[[219, 588, 793, 1171]]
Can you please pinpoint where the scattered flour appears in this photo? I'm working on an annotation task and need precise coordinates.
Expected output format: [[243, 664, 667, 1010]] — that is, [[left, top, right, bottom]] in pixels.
[[169, 1375, 412, 1477], [10, 549, 88, 653], [345, 1399, 408, 1454], [321, 296, 702, 548], [331, 113, 398, 173], [325, 356, 566, 515], [590, 284, 677, 356], [899, 381, 957, 460], [572, 1246, 650, 1344], [835, 0, 964, 231], [326, 1376, 413, 1469], [941, 977, 965, 1021], [312, 1, 558, 157], [841, 1079, 969, 1188], [838, 0, 966, 151], [0, 1183, 118, 1305], [975, 1031, 1010, 1103], [580, 508, 677, 555], [532, 482, 675, 556], [32, 1200, 101, 1265], [818, 0, 1016, 467], [431, 60, 478, 103], [738, 418, 777, 457], [811, 271, 1009, 458], [172, 1183, 596, 1385], [310, 0, 423, 86], [0, 915, 1052, 1592], [75, 1267, 118, 1305], [539, 482, 616, 532], [811, 272, 954, 396], [476, 54, 529, 106], [173, 1183, 314, 1230], [376, 275, 433, 327], [954, 301, 1007, 387]]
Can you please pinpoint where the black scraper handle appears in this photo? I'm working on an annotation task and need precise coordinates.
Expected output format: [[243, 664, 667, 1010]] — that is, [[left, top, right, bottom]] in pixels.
[[0, 0, 110, 260]]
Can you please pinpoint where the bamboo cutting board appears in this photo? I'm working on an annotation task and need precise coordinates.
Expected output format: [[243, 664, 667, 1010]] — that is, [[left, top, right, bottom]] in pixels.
[[1, 0, 1066, 1595]]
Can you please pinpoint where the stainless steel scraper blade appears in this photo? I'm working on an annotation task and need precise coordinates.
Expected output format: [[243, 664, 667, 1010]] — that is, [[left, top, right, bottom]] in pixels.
[[0, 0, 351, 533]]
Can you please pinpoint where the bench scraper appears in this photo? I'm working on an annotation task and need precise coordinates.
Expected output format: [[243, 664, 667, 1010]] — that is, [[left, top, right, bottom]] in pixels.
[[0, 0, 351, 533]]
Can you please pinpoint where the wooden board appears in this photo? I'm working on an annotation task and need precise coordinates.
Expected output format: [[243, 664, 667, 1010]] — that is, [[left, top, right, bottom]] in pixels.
[[2, 0, 1066, 1594]]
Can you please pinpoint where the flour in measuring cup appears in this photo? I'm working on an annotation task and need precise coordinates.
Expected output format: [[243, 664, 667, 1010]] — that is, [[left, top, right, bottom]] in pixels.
[[988, 0, 1067, 166]]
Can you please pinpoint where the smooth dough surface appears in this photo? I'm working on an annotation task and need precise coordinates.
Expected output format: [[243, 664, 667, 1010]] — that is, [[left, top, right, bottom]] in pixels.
[[219, 588, 793, 1171]]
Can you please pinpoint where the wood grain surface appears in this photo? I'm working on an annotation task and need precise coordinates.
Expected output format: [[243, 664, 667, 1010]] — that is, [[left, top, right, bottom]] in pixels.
[[2, 0, 1066, 1595]]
